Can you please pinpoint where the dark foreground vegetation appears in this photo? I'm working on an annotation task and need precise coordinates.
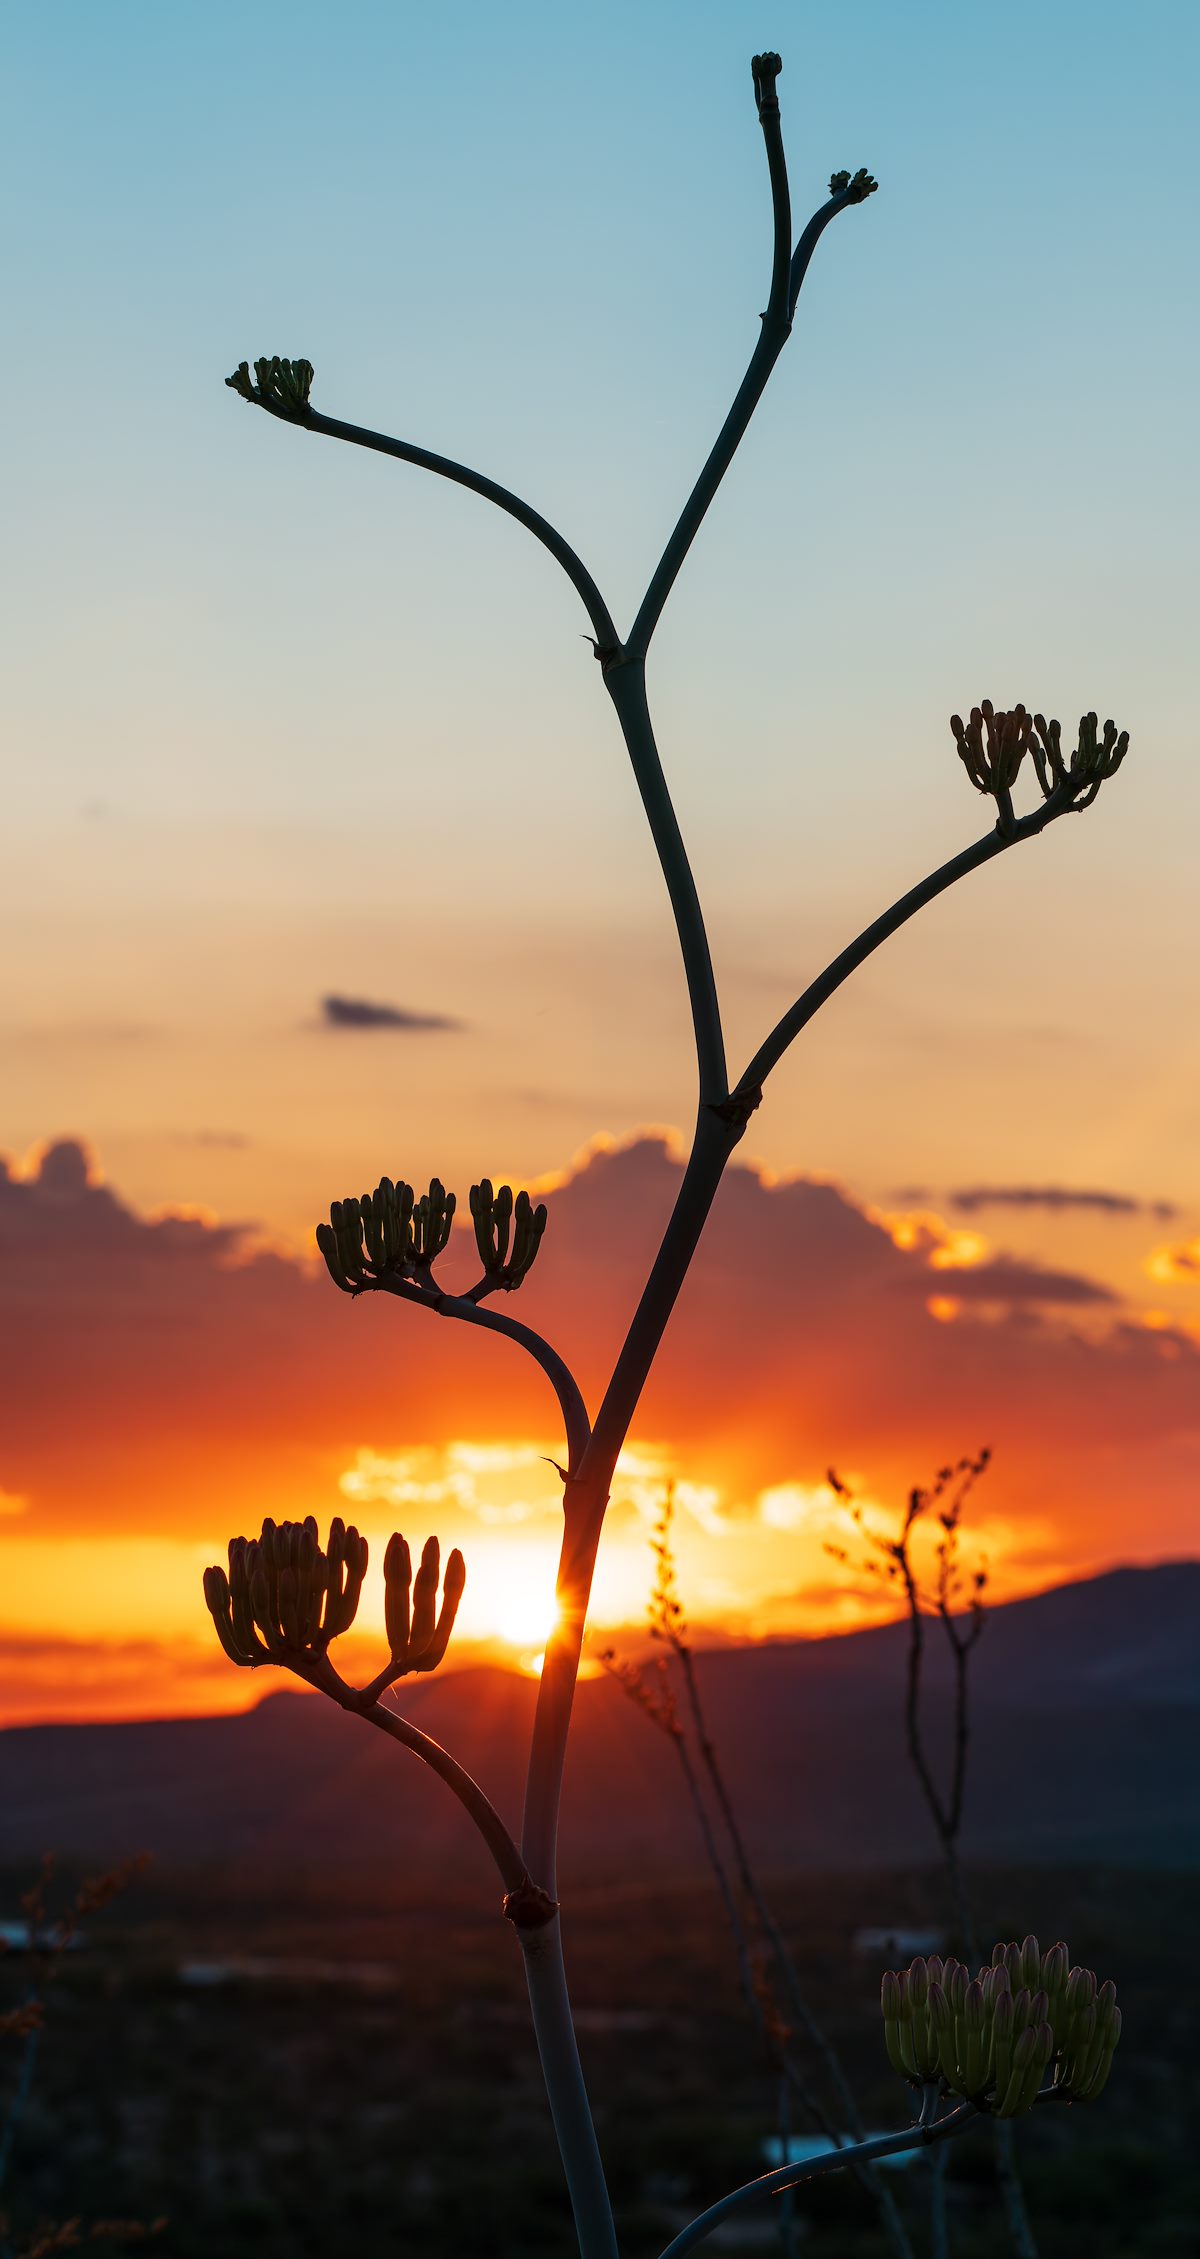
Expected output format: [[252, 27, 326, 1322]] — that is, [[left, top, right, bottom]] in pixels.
[[1, 1860, 1193, 2258]]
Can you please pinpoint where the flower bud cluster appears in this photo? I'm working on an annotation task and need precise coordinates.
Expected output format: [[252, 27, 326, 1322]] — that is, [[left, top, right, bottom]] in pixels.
[[203, 1515, 467, 1690], [951, 700, 1129, 815], [469, 1179, 548, 1291], [226, 356, 314, 419], [203, 1514, 368, 1670], [316, 1176, 456, 1293], [1029, 711, 1130, 809], [881, 1937, 1120, 2116], [951, 701, 1034, 797], [829, 167, 878, 203]]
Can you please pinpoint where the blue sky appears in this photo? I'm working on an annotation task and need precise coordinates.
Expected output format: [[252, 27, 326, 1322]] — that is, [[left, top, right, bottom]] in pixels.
[[4, 2, 1200, 1718], [3, 0, 1198, 1233]]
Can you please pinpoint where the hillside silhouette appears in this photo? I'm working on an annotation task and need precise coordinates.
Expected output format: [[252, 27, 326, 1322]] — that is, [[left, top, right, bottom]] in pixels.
[[2, 1561, 1197, 1882]]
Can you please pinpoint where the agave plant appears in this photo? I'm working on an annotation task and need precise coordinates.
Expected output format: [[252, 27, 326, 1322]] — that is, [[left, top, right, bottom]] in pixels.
[[209, 47, 1131, 2259]]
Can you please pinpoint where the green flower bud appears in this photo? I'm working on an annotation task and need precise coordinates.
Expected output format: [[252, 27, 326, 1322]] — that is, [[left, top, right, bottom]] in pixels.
[[1041, 1942, 1069, 1993], [226, 353, 314, 420], [1066, 1966, 1096, 2019], [751, 52, 782, 115], [884, 2016, 911, 2083], [928, 1979, 951, 2032]]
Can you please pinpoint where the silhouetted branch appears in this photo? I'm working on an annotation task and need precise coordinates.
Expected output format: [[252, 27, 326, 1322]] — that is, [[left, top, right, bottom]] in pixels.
[[657, 2103, 977, 2259], [375, 1273, 592, 1473], [626, 58, 875, 660]]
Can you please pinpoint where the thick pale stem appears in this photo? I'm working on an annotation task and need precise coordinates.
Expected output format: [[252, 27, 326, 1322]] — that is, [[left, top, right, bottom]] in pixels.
[[522, 1499, 606, 1893], [520, 1916, 620, 2259]]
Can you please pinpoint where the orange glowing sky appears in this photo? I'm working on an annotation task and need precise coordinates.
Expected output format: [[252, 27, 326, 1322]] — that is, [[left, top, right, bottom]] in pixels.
[[2, 1126, 1198, 1723], [2, 10, 1199, 1723]]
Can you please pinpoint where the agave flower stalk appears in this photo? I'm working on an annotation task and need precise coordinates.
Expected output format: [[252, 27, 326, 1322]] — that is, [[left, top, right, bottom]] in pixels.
[[657, 1939, 1119, 2258], [203, 1516, 528, 1898], [219, 48, 1133, 2259]]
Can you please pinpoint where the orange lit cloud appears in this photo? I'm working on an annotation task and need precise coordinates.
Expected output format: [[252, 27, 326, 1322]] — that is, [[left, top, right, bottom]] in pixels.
[[3, 1131, 1199, 1718]]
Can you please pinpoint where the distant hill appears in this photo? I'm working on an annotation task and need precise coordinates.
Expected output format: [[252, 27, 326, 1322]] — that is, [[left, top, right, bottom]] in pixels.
[[2, 1562, 1197, 1883]]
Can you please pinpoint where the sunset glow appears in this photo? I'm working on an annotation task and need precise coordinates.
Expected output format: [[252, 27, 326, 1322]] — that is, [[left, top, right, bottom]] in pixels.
[[2, 9, 1198, 1733]]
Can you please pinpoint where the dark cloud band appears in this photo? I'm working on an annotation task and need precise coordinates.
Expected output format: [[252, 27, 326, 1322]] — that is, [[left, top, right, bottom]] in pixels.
[[320, 994, 463, 1033], [947, 1185, 1178, 1221]]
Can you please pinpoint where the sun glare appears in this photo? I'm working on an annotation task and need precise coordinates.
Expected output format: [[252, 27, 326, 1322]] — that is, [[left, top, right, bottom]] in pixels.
[[458, 1544, 561, 1653]]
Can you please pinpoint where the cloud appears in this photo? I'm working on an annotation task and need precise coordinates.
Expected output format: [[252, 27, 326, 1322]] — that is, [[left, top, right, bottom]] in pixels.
[[944, 1185, 1179, 1221], [319, 994, 463, 1033], [3, 1131, 1199, 1590], [901, 1257, 1115, 1306], [0, 1628, 234, 1723]]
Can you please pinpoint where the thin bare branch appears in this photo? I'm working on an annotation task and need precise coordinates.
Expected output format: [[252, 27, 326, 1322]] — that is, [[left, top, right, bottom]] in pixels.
[[374, 1272, 591, 1474], [270, 402, 619, 652], [735, 804, 1061, 1103], [352, 1693, 529, 1897]]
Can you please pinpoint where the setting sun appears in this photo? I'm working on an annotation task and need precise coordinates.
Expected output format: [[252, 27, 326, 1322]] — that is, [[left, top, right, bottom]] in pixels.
[[456, 1541, 561, 1653]]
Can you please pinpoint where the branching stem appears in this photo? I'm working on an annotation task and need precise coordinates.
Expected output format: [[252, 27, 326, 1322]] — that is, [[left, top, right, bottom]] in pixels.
[[627, 143, 859, 661], [657, 2104, 978, 2259]]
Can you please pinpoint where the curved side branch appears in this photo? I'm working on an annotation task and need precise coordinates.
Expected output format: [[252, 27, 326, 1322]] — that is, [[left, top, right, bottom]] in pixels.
[[657, 2104, 978, 2259], [734, 804, 1060, 1102], [375, 1274, 592, 1473], [786, 184, 860, 321], [348, 1691, 529, 1896], [290, 405, 619, 650]]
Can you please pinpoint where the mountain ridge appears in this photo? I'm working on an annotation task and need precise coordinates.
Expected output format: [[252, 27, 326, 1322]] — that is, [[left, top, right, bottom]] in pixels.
[[2, 1560, 1197, 1879]]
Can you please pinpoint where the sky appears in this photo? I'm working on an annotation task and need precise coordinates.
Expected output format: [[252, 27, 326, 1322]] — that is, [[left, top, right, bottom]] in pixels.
[[2, 2, 1199, 1722]]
